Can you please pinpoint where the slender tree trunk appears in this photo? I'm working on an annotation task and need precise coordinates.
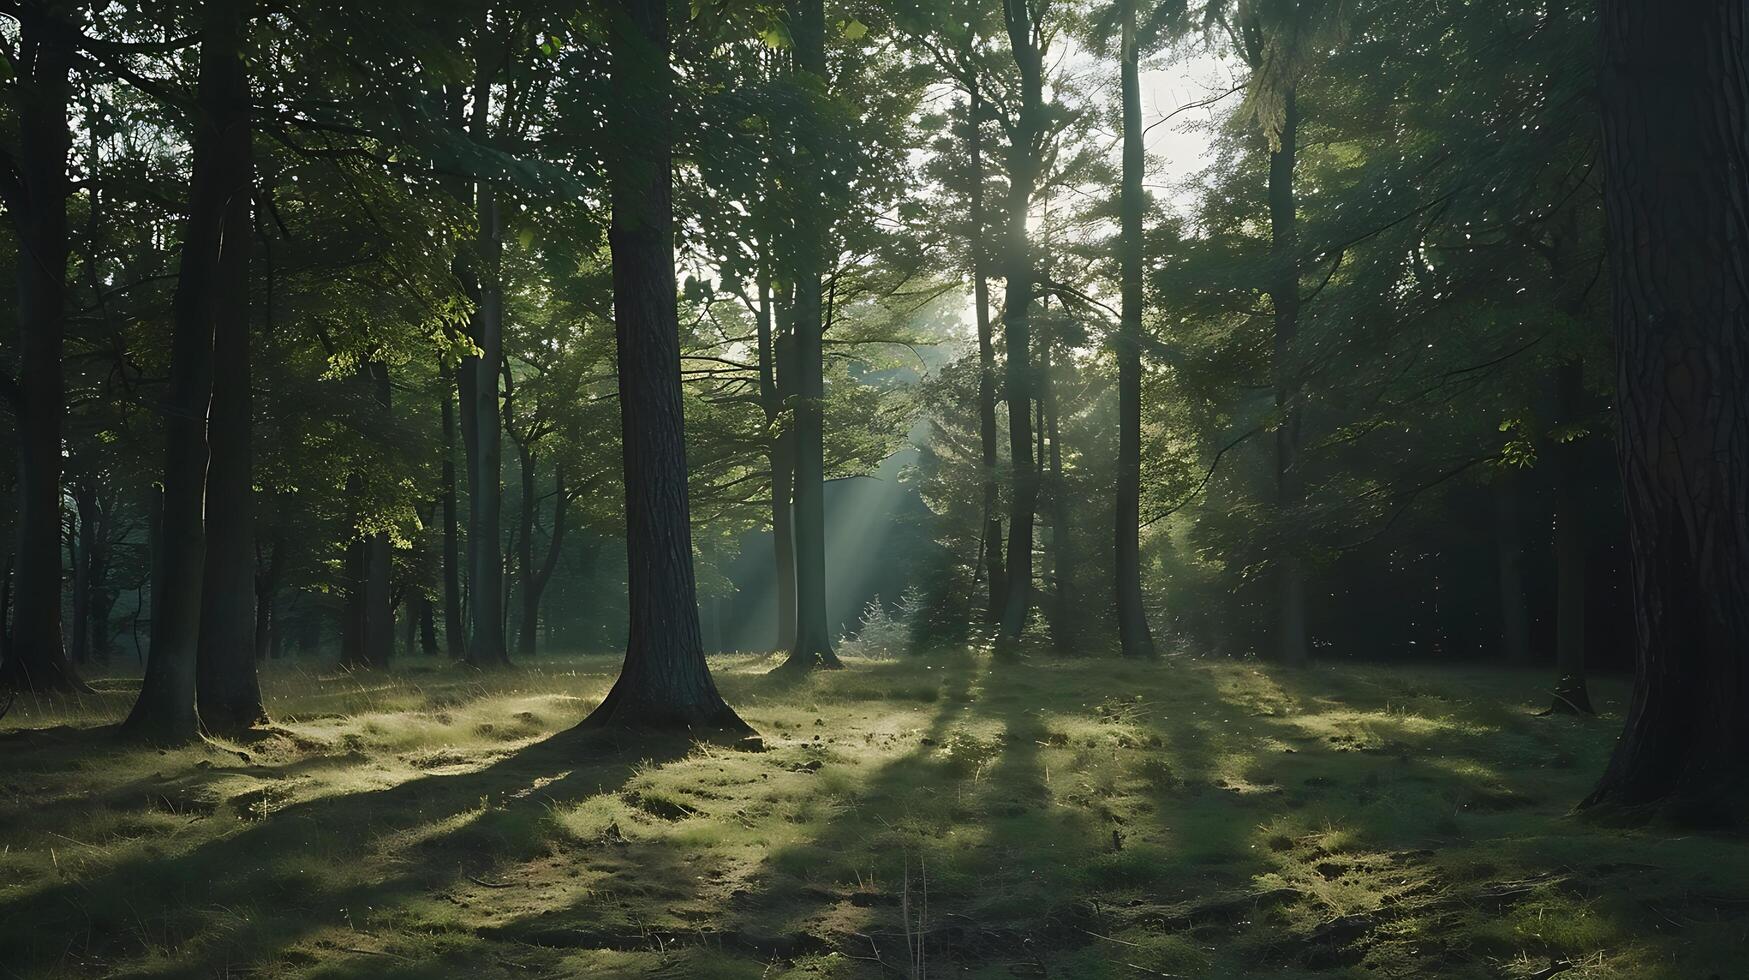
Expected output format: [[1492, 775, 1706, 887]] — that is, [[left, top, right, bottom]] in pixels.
[[1268, 88, 1309, 666], [1492, 469, 1532, 665], [1043, 344, 1074, 651], [1548, 360, 1594, 714], [441, 390, 466, 657], [467, 182, 507, 667], [516, 440, 538, 656], [253, 525, 282, 662], [777, 0, 842, 672], [968, 82, 1006, 625], [419, 595, 438, 656], [1115, 0, 1157, 657], [71, 483, 95, 665], [1, 2, 82, 694], [1583, 0, 1749, 821], [197, 49, 265, 731], [998, 0, 1045, 642], [363, 363, 394, 668], [757, 277, 798, 651], [126, 0, 251, 740], [579, 0, 751, 734]]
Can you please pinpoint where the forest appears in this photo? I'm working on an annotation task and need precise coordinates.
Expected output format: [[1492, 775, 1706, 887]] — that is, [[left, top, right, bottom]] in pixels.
[[1, 0, 1746, 977]]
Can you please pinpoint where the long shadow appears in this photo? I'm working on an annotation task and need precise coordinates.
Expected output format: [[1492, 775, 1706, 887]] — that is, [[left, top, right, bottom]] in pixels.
[[479, 651, 987, 973], [0, 725, 693, 977]]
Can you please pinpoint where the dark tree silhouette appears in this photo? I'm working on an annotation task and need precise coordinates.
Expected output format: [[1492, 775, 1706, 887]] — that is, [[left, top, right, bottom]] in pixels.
[[579, 0, 752, 735], [1115, 0, 1157, 658], [1583, 0, 1749, 820]]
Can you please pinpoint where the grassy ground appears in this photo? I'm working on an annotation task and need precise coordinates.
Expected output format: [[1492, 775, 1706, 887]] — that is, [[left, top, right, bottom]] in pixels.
[[1, 650, 1743, 980]]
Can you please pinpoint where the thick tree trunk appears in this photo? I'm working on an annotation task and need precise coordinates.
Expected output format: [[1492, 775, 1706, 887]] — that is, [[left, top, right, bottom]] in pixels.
[[1268, 88, 1309, 666], [441, 390, 466, 657], [1492, 470, 1532, 665], [126, 0, 251, 740], [998, 0, 1045, 642], [197, 62, 265, 731], [1116, 0, 1157, 657], [1583, 0, 1749, 821], [1, 3, 82, 694], [579, 0, 751, 735], [968, 82, 1006, 625], [777, 0, 842, 672]]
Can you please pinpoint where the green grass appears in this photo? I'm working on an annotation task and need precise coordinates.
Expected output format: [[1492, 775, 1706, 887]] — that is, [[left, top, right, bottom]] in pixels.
[[1, 652, 1743, 979]]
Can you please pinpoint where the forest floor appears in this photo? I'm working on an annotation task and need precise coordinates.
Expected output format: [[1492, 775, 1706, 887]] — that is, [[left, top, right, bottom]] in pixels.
[[0, 650, 1743, 980]]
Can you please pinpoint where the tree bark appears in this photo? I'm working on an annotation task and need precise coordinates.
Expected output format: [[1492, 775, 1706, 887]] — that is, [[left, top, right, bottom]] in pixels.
[[467, 192, 508, 666], [998, 0, 1045, 642], [776, 0, 843, 672], [757, 278, 798, 651], [968, 80, 1006, 625], [1547, 360, 1594, 713], [125, 0, 251, 740], [196, 44, 265, 730], [1492, 469, 1532, 665], [579, 0, 752, 735], [1116, 0, 1157, 657], [70, 482, 95, 665], [1583, 0, 1749, 821], [1268, 87, 1309, 666], [441, 387, 466, 657], [1, 1, 82, 694], [1042, 343, 1074, 651]]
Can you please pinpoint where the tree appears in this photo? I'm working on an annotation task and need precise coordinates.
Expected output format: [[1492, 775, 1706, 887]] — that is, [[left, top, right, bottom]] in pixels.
[[0, 0, 84, 693], [125, 0, 253, 741], [579, 0, 751, 734], [1113, 0, 1157, 657], [775, 0, 843, 672], [1582, 0, 1749, 822], [997, 0, 1048, 641], [196, 0, 265, 730]]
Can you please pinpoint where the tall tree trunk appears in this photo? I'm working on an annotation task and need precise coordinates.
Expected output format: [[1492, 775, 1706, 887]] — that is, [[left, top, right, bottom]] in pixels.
[[419, 595, 438, 656], [998, 0, 1045, 642], [1115, 0, 1157, 658], [516, 439, 538, 656], [1, 2, 82, 693], [1492, 469, 1532, 665], [253, 524, 283, 661], [777, 0, 842, 672], [968, 81, 1006, 625], [757, 279, 798, 651], [1268, 88, 1309, 666], [521, 469, 568, 658], [579, 0, 751, 734], [125, 0, 251, 740], [467, 183, 507, 667], [197, 51, 264, 731], [363, 363, 394, 667], [1583, 0, 1749, 821], [441, 389, 466, 657], [1043, 344, 1074, 651], [1548, 360, 1594, 713], [70, 482, 95, 665]]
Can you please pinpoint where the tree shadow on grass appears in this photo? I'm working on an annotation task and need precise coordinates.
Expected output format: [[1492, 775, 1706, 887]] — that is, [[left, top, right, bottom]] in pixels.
[[0, 726, 697, 977]]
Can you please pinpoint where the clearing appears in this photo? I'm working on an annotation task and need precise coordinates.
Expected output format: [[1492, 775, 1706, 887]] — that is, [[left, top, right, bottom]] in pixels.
[[0, 652, 1742, 978]]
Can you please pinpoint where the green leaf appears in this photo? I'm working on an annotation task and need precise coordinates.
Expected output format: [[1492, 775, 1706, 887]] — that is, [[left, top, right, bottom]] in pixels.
[[840, 17, 868, 41]]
